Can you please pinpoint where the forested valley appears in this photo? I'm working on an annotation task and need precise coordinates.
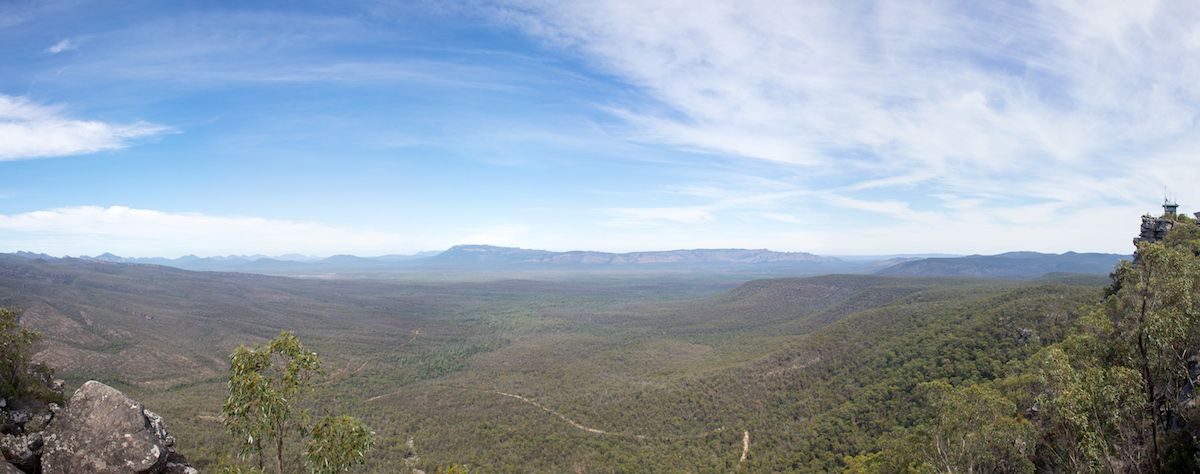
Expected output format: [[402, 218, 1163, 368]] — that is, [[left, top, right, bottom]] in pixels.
[[0, 214, 1196, 472]]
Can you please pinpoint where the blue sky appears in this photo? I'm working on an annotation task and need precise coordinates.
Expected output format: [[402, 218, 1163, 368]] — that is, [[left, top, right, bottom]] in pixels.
[[2, 0, 1199, 257]]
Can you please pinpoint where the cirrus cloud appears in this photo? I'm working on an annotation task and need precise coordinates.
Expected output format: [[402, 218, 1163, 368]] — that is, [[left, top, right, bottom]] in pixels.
[[45, 39, 74, 54], [495, 0, 1200, 230], [0, 95, 171, 161]]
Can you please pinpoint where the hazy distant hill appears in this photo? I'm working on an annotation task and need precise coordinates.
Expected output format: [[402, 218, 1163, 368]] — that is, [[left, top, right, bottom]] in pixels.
[[0, 250, 1107, 472], [37, 247, 1130, 279], [423, 245, 841, 267], [59, 246, 878, 276], [876, 251, 1128, 278]]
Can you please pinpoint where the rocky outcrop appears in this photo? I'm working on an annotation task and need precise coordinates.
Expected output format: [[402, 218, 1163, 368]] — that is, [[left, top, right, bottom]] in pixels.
[[1134, 214, 1176, 245], [0, 436, 39, 472], [0, 433, 41, 472], [1133, 201, 1200, 246], [0, 381, 198, 474], [39, 381, 194, 474]]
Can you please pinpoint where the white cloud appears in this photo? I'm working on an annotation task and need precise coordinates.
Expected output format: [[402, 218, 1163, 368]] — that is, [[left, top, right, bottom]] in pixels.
[[496, 0, 1200, 251], [46, 39, 74, 54], [0, 206, 420, 257], [0, 95, 170, 161]]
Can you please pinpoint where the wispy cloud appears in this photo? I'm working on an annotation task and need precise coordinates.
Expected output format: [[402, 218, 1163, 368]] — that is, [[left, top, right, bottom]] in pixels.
[[0, 206, 416, 257], [499, 0, 1200, 234], [602, 186, 807, 227], [0, 95, 170, 161], [45, 39, 74, 54]]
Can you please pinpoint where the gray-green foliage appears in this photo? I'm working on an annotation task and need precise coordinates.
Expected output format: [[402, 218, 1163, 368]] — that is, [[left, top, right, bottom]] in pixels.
[[306, 415, 374, 474], [1029, 343, 1143, 471], [0, 307, 49, 400], [223, 331, 374, 474], [848, 216, 1200, 473], [924, 381, 1036, 473]]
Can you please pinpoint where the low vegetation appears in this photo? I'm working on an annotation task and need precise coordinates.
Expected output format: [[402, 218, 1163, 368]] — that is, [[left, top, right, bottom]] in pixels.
[[0, 306, 58, 404], [2, 222, 1194, 472]]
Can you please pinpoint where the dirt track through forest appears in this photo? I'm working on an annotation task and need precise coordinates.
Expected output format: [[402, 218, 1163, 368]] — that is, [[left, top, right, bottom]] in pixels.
[[367, 386, 746, 461], [490, 390, 615, 435], [487, 390, 732, 440], [740, 430, 750, 464]]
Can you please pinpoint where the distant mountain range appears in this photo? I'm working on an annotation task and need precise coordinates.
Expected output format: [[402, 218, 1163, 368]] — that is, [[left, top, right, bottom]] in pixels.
[[876, 251, 1129, 278], [2, 246, 1130, 279], [422, 245, 840, 267]]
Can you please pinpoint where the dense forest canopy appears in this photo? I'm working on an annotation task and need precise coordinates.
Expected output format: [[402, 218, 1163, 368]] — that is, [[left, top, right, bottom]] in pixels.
[[850, 213, 1200, 473]]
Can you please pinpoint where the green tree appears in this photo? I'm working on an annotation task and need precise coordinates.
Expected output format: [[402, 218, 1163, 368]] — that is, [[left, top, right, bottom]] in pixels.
[[1101, 239, 1200, 470], [223, 331, 375, 474], [223, 331, 323, 474], [0, 307, 45, 399], [921, 381, 1036, 473], [305, 416, 374, 474], [1029, 344, 1144, 471]]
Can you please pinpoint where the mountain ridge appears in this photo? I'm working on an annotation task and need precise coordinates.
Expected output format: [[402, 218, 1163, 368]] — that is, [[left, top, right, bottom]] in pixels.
[[875, 251, 1129, 278], [2, 247, 1131, 278]]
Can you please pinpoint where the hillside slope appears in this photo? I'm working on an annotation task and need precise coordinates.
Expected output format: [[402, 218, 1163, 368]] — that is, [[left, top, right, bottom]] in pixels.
[[0, 254, 1106, 472], [70, 246, 883, 277]]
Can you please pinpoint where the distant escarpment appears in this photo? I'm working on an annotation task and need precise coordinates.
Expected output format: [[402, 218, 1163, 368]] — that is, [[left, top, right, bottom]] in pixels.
[[875, 251, 1127, 278], [3, 380, 194, 473]]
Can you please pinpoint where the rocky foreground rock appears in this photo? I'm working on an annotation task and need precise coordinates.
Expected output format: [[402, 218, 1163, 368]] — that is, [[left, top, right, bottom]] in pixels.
[[2, 380, 196, 473]]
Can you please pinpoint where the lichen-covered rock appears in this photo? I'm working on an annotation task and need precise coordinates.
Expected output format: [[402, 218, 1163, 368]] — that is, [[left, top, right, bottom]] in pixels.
[[144, 409, 176, 450], [0, 432, 40, 471], [4, 411, 29, 431], [161, 452, 199, 474], [0, 461, 22, 474], [40, 381, 169, 474], [23, 411, 51, 434]]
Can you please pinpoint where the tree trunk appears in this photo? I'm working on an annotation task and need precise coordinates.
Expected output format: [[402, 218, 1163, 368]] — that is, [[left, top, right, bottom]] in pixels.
[[276, 429, 285, 474], [1137, 263, 1161, 473]]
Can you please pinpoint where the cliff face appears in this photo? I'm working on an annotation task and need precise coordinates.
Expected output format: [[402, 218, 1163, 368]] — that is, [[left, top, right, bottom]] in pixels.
[[2, 381, 195, 474], [1134, 210, 1200, 246]]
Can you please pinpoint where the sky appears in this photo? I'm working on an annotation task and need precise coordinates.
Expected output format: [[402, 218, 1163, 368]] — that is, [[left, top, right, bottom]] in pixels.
[[2, 0, 1199, 257]]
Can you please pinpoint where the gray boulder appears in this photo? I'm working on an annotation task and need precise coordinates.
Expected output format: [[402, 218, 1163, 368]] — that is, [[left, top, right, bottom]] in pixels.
[[40, 381, 171, 474], [0, 433, 40, 471], [162, 454, 200, 474], [0, 461, 22, 474]]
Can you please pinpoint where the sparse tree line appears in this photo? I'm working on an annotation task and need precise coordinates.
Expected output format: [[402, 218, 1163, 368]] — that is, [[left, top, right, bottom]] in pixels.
[[849, 214, 1200, 473]]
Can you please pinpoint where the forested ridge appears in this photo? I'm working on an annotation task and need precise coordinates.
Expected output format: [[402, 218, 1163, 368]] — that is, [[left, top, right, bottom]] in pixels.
[[849, 213, 1200, 473], [0, 228, 1184, 471]]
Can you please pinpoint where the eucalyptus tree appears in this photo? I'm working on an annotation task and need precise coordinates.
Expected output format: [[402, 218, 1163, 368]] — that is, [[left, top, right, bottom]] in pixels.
[[224, 331, 373, 474]]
